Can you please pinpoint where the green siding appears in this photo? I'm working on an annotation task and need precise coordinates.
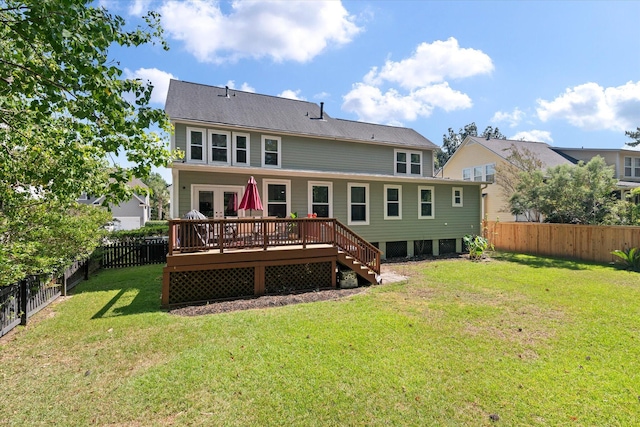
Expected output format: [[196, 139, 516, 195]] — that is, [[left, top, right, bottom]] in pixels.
[[173, 122, 434, 178], [177, 171, 481, 245]]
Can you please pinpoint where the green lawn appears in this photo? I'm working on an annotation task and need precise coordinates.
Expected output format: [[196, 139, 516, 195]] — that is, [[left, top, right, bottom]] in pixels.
[[1, 254, 639, 426]]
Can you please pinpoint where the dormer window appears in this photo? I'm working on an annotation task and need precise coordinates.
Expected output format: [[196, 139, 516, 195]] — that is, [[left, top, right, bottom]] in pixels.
[[395, 149, 421, 176]]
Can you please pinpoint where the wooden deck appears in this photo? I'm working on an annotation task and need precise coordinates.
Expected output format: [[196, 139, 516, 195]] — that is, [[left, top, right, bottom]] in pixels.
[[162, 218, 381, 307]]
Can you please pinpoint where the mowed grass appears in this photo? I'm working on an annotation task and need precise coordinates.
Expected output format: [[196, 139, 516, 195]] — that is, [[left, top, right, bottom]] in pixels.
[[1, 254, 639, 426]]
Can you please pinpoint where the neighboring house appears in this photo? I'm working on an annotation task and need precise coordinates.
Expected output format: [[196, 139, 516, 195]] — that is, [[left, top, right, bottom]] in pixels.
[[552, 147, 640, 202], [441, 136, 573, 221], [78, 178, 150, 230], [165, 80, 484, 258]]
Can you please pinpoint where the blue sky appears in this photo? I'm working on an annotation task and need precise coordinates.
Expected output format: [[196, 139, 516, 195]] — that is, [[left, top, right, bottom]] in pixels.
[[104, 0, 640, 182]]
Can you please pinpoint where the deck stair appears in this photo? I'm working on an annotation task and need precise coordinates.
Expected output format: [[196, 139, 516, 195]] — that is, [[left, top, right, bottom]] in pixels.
[[336, 250, 380, 285]]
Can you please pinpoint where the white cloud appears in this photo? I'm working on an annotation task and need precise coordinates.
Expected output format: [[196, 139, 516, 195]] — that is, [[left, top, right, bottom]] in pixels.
[[536, 81, 640, 131], [342, 82, 472, 125], [277, 89, 306, 101], [159, 0, 361, 63], [491, 108, 525, 128], [363, 37, 493, 89], [225, 80, 255, 93], [342, 38, 489, 124], [124, 67, 176, 105], [509, 130, 553, 143], [128, 0, 151, 16]]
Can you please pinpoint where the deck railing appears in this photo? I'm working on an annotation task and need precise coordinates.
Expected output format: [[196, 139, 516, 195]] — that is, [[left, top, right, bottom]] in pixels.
[[168, 217, 381, 274]]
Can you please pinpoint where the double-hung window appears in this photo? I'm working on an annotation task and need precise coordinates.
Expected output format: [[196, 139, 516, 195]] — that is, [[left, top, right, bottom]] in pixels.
[[233, 133, 250, 166], [308, 181, 332, 218], [473, 166, 483, 181], [418, 186, 435, 219], [625, 157, 632, 177], [263, 179, 290, 218], [485, 164, 495, 182], [395, 149, 422, 176], [384, 185, 402, 220], [348, 183, 369, 225], [209, 130, 230, 164], [187, 127, 206, 163], [462, 168, 471, 181], [452, 187, 463, 207], [262, 135, 281, 168], [635, 158, 640, 178]]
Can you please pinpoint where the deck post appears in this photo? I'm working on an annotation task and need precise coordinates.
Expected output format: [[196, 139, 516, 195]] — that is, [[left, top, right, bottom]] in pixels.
[[255, 265, 265, 296]]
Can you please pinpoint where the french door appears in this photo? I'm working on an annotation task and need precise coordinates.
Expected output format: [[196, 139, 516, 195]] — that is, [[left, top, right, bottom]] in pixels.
[[191, 185, 244, 218]]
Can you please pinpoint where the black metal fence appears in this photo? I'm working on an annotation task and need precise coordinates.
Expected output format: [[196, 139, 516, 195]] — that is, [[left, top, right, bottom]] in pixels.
[[1, 238, 169, 337], [1, 275, 63, 337]]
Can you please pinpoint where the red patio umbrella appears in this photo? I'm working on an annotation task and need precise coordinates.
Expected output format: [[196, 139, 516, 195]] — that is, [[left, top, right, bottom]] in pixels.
[[238, 176, 263, 217]]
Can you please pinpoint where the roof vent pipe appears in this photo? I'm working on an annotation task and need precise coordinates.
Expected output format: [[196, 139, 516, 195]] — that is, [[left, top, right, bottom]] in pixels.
[[320, 102, 324, 120], [225, 86, 229, 98]]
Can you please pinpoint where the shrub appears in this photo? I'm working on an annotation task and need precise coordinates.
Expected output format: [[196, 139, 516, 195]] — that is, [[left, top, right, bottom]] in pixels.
[[463, 234, 493, 261], [611, 247, 640, 272]]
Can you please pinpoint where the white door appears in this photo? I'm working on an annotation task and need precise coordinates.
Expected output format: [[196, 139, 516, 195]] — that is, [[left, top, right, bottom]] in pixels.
[[191, 185, 244, 218]]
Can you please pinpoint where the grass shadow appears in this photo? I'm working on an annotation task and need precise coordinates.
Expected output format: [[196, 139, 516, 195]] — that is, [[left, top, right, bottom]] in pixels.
[[492, 252, 604, 271], [71, 265, 165, 318]]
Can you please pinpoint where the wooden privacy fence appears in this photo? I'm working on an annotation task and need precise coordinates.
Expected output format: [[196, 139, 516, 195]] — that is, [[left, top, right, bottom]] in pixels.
[[484, 221, 640, 264]]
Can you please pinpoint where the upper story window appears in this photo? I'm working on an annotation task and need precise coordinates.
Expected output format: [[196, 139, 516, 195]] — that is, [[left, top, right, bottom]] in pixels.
[[209, 130, 230, 164], [464, 163, 495, 182], [187, 127, 205, 163], [233, 133, 250, 166], [384, 185, 402, 220], [452, 187, 463, 207], [348, 183, 369, 225], [624, 156, 640, 178], [473, 166, 483, 181], [418, 186, 435, 219], [485, 163, 495, 182], [262, 135, 281, 168], [395, 149, 422, 176]]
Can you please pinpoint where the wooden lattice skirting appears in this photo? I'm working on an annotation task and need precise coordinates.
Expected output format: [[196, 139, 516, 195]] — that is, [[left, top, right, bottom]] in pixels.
[[166, 261, 335, 306]]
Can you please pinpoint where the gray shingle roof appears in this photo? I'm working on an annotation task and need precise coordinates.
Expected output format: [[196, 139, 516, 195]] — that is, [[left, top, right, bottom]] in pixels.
[[165, 79, 437, 149], [466, 136, 574, 169]]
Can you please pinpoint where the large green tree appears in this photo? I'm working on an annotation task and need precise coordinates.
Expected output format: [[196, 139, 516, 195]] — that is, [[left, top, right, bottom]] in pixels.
[[509, 156, 621, 224], [437, 122, 506, 168], [143, 172, 170, 220], [625, 127, 640, 147], [0, 0, 175, 283]]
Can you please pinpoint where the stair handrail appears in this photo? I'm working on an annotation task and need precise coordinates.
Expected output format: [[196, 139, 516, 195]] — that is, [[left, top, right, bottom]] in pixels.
[[332, 219, 381, 275]]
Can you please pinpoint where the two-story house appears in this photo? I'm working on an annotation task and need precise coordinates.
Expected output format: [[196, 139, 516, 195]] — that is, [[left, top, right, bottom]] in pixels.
[[442, 136, 574, 221], [551, 147, 640, 203], [166, 80, 484, 259]]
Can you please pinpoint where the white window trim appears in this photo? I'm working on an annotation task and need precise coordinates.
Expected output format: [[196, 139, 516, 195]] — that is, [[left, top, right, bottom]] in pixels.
[[262, 178, 291, 218], [418, 186, 435, 219], [394, 149, 422, 176], [383, 184, 402, 220], [262, 135, 282, 168], [307, 181, 333, 218], [347, 182, 369, 226], [452, 187, 463, 207], [186, 127, 206, 164], [208, 129, 231, 165], [232, 132, 250, 166], [462, 168, 471, 181]]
